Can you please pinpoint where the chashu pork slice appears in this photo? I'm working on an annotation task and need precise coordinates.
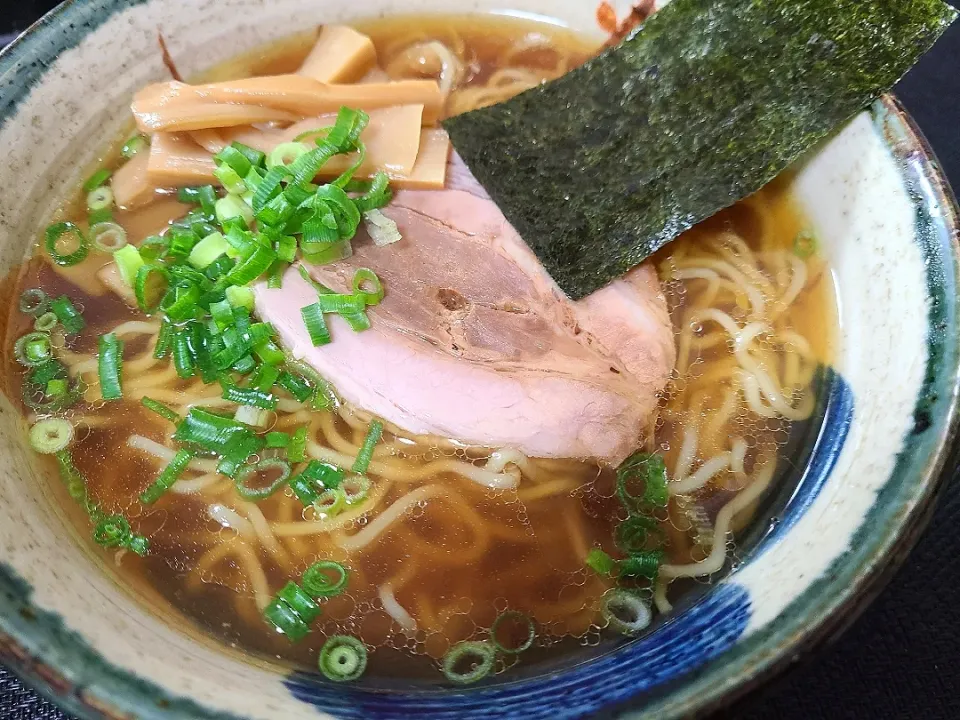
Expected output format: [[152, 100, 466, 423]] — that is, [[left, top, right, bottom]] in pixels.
[[254, 155, 676, 464]]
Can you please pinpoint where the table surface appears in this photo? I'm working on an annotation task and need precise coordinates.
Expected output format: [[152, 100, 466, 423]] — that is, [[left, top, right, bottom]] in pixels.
[[2, 3, 960, 719]]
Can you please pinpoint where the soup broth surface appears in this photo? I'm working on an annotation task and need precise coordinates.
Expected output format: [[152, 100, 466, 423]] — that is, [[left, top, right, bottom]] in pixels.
[[1, 13, 835, 682]]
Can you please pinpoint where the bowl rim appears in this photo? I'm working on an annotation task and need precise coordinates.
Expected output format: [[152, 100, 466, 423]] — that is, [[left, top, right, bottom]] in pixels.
[[0, 3, 957, 719], [629, 94, 960, 719]]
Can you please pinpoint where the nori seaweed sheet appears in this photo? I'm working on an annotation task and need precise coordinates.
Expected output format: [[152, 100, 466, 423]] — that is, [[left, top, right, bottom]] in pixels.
[[443, 0, 957, 299]]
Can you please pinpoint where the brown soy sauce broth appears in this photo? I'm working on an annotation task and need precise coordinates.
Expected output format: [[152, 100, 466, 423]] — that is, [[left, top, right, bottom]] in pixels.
[[1, 14, 836, 683]]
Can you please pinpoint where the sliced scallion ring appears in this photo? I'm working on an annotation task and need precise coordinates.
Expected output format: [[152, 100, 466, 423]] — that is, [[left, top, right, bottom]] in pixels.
[[302, 561, 349, 599], [34, 312, 59, 333], [89, 221, 128, 253], [441, 641, 496, 685], [19, 288, 49, 316], [14, 332, 53, 367], [93, 514, 131, 548], [234, 457, 291, 501], [352, 268, 384, 306], [600, 589, 652, 636], [318, 635, 367, 682], [341, 475, 370, 505], [29, 418, 74, 454], [490, 611, 536, 654], [267, 142, 310, 170], [45, 221, 88, 266], [86, 186, 114, 212], [314, 487, 346, 517], [121, 134, 149, 159], [134, 263, 171, 314]]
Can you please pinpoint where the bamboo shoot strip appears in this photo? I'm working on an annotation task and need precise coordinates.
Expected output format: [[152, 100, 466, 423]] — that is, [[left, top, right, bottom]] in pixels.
[[443, 0, 956, 299]]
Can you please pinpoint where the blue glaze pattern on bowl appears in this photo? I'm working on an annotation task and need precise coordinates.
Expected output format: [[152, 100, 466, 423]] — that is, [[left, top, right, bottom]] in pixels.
[[285, 584, 751, 719]]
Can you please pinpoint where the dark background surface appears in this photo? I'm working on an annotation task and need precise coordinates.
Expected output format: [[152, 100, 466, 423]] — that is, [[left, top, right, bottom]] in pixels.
[[2, 2, 960, 719]]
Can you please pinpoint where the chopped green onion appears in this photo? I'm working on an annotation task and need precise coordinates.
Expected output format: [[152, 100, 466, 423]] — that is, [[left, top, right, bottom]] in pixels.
[[19, 288, 49, 316], [22, 377, 83, 413], [139, 235, 170, 261], [140, 449, 194, 504], [235, 458, 291, 500], [277, 371, 313, 402], [266, 431, 291, 449], [178, 185, 218, 214], [97, 333, 124, 401], [793, 229, 817, 259], [315, 292, 366, 316], [125, 534, 150, 556], [14, 332, 53, 367], [490, 611, 536, 654], [351, 419, 383, 475], [363, 209, 401, 246], [318, 635, 367, 682], [600, 589, 653, 636], [267, 142, 310, 170], [188, 232, 231, 269], [289, 473, 321, 506], [341, 475, 370, 505], [154, 319, 174, 359], [302, 460, 345, 490], [134, 264, 171, 314], [93, 514, 131, 548], [254, 340, 286, 367], [618, 549, 664, 581], [225, 244, 276, 286], [214, 144, 253, 177], [141, 397, 180, 424], [214, 164, 247, 194], [113, 244, 144, 288], [174, 408, 249, 450], [441, 641, 496, 685], [86, 186, 114, 212], [616, 453, 669, 513], [46, 379, 67, 398], [279, 581, 322, 623], [220, 378, 277, 409], [355, 171, 391, 212], [302, 561, 349, 598], [289, 426, 308, 463], [273, 234, 297, 263], [121, 134, 149, 159], [89, 221, 128, 253], [82, 168, 112, 193], [340, 311, 371, 332], [614, 515, 661, 555], [172, 327, 199, 377], [263, 601, 310, 642], [29, 418, 74, 454], [585, 548, 619, 576], [45, 222, 88, 266], [214, 194, 253, 227], [160, 282, 201, 322], [352, 268, 384, 306], [314, 487, 347, 517], [29, 359, 67, 386], [34, 312, 58, 333], [300, 304, 331, 346], [231, 142, 266, 169], [51, 295, 85, 334], [225, 284, 255, 311]]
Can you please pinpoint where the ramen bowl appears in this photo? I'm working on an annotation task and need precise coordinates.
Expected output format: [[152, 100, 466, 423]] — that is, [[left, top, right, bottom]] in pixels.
[[0, 0, 957, 718]]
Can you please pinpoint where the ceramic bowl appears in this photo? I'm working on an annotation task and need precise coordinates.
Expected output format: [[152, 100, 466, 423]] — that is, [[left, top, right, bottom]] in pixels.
[[0, 0, 957, 718]]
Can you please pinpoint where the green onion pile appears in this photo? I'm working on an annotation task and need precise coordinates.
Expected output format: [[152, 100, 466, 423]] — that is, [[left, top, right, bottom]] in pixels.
[[583, 452, 669, 636]]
